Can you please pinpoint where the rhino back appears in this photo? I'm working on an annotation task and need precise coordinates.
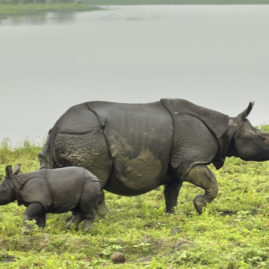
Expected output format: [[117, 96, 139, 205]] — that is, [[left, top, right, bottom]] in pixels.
[[88, 101, 173, 195], [54, 103, 99, 133]]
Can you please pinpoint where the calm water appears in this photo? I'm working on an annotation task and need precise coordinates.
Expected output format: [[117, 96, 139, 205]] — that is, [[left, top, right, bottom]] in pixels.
[[0, 6, 269, 143]]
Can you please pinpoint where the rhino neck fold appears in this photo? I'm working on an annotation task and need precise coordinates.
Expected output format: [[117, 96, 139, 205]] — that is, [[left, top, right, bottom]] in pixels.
[[160, 99, 231, 171], [213, 119, 238, 169]]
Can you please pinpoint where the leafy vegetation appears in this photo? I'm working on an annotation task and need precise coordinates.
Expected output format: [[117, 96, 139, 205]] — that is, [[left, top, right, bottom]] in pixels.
[[0, 128, 269, 268], [261, 125, 269, 132]]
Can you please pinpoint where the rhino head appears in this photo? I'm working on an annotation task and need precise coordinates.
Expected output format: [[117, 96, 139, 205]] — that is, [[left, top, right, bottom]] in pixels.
[[0, 164, 21, 205], [229, 103, 269, 162]]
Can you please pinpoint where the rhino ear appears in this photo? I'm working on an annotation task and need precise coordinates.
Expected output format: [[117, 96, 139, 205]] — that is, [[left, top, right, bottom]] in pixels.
[[5, 165, 13, 178], [12, 164, 21, 175], [237, 102, 254, 120]]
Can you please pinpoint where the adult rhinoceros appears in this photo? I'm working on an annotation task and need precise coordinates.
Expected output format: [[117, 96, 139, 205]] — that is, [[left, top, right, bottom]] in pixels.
[[38, 99, 269, 214]]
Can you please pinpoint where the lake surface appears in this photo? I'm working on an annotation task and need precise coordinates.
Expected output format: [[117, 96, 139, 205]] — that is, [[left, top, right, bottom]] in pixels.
[[0, 5, 269, 143]]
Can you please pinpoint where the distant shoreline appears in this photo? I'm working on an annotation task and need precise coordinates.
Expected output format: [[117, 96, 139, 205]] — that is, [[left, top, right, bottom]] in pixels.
[[0, 0, 269, 18], [83, 0, 269, 4], [0, 3, 100, 18]]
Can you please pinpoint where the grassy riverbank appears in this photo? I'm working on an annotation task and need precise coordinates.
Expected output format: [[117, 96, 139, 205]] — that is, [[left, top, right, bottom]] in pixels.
[[0, 1, 99, 17], [0, 127, 269, 268]]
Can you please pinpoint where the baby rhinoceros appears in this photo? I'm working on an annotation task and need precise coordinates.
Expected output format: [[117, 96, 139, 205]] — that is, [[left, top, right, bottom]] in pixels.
[[0, 164, 102, 231]]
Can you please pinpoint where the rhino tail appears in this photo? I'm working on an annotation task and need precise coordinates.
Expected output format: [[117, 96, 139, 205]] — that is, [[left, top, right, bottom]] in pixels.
[[38, 129, 55, 169]]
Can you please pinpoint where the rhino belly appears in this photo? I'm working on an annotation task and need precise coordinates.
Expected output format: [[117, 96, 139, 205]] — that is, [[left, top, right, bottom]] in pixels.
[[47, 175, 83, 213], [104, 150, 169, 195]]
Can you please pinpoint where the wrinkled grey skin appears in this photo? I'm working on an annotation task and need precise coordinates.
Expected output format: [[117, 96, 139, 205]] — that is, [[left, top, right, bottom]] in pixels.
[[38, 99, 269, 214], [0, 165, 101, 230]]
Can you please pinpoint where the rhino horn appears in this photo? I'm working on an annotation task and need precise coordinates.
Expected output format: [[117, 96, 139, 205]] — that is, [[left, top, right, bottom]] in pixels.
[[237, 102, 254, 120]]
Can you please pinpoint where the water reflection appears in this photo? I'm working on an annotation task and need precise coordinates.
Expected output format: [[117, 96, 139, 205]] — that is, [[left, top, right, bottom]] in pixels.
[[0, 11, 77, 26], [50, 11, 76, 23]]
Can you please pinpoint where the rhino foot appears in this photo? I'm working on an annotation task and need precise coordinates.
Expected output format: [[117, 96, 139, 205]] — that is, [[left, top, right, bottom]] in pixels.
[[183, 165, 218, 214], [96, 201, 110, 217], [66, 212, 84, 230], [82, 219, 94, 232], [193, 195, 207, 214]]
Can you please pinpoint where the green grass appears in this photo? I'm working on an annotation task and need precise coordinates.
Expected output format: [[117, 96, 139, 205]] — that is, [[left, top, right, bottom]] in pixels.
[[0, 1, 100, 17], [0, 129, 269, 268], [261, 125, 269, 132]]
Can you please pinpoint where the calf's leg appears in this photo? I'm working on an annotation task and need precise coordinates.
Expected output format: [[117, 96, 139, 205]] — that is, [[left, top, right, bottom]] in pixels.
[[79, 181, 100, 231], [182, 165, 218, 214], [67, 211, 84, 231], [23, 203, 45, 228], [34, 214, 46, 228], [96, 189, 109, 216], [80, 204, 97, 232]]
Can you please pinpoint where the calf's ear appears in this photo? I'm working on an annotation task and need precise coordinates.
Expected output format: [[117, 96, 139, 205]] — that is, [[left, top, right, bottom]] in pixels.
[[5, 165, 13, 178], [12, 164, 21, 176]]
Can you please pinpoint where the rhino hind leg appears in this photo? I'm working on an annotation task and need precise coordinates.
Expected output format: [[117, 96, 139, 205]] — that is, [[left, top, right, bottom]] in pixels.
[[68, 211, 95, 232], [23, 203, 46, 229], [82, 218, 95, 232], [79, 208, 96, 232], [183, 165, 218, 214], [67, 207, 97, 231], [164, 178, 183, 213], [67, 211, 85, 230], [38, 132, 54, 169], [76, 181, 100, 231]]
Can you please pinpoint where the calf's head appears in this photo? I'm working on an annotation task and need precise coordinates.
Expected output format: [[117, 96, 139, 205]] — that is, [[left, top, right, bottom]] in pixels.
[[0, 164, 21, 205], [232, 103, 269, 161]]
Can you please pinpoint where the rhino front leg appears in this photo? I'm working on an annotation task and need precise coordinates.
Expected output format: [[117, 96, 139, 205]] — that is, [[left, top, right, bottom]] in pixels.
[[183, 165, 218, 214], [164, 178, 183, 213], [23, 203, 46, 228], [34, 214, 46, 228]]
